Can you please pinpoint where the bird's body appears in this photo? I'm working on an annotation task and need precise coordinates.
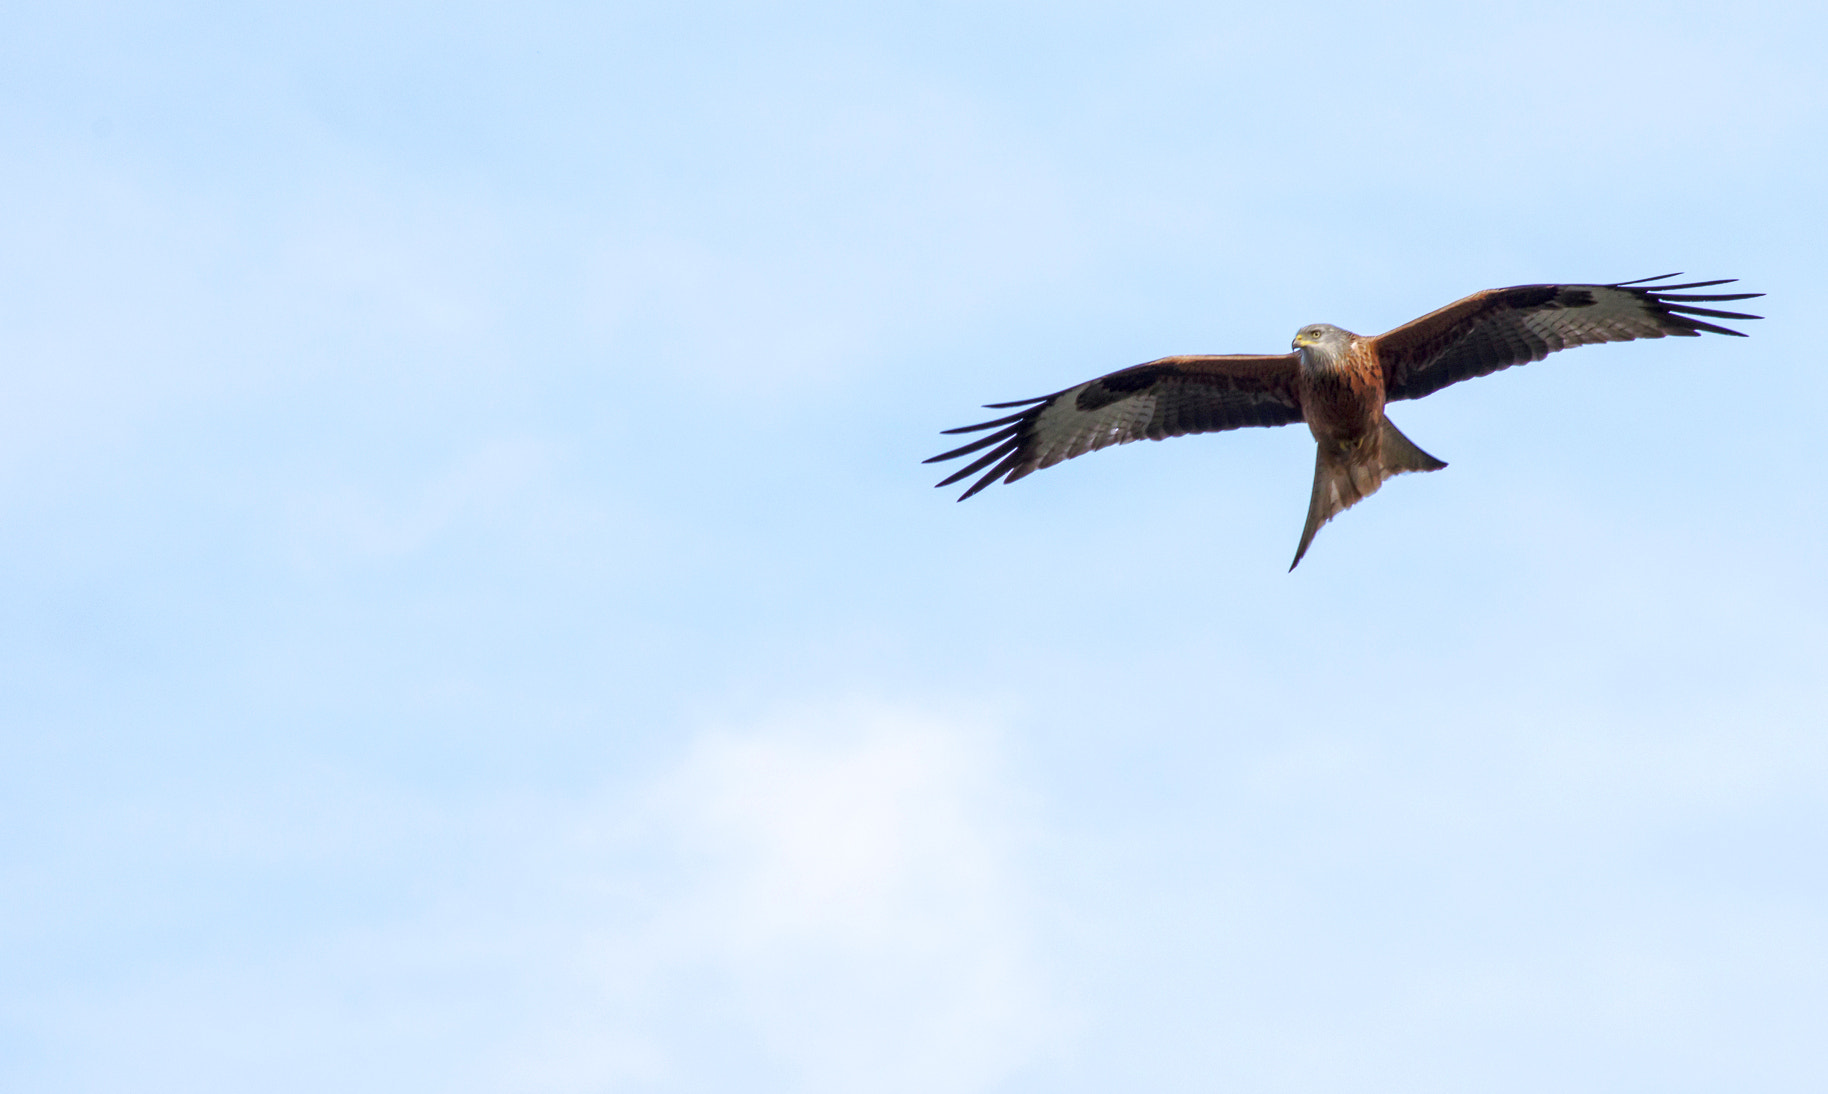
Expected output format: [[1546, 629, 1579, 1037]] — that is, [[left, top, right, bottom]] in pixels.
[[927, 276, 1761, 569], [1288, 324, 1446, 568], [1294, 324, 1383, 444]]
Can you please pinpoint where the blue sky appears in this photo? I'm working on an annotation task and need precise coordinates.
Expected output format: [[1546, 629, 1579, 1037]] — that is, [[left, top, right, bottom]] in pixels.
[[3, 1, 1825, 1090]]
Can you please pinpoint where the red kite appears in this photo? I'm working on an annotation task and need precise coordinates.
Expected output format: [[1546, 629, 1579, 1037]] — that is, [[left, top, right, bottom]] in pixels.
[[927, 275, 1761, 569]]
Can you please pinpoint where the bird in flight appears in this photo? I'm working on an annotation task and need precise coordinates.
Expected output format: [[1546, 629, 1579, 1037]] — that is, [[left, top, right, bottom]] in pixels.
[[927, 275, 1761, 569]]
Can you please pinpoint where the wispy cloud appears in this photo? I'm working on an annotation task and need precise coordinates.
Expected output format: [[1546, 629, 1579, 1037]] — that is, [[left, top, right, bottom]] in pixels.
[[583, 703, 1060, 1092]]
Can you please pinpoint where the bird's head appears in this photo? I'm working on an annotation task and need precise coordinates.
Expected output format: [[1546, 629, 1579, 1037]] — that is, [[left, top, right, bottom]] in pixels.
[[1292, 323, 1349, 352]]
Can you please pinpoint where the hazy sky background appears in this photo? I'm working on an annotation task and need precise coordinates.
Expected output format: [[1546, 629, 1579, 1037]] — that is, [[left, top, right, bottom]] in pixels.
[[3, 2, 1825, 1091]]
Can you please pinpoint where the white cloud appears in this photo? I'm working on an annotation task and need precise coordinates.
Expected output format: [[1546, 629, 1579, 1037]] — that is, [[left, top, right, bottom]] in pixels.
[[587, 703, 1059, 1093]]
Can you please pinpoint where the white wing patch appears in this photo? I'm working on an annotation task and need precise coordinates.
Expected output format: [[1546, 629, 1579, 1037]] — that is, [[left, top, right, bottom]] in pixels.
[[1024, 384, 1160, 473], [1518, 287, 1668, 351]]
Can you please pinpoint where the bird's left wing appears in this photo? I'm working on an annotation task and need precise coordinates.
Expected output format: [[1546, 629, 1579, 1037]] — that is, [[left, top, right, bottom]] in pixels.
[[1375, 275, 1762, 403], [927, 354, 1302, 500]]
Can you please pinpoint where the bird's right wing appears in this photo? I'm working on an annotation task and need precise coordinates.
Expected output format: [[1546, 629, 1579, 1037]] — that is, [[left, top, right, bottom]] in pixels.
[[927, 354, 1302, 500], [1374, 275, 1762, 403]]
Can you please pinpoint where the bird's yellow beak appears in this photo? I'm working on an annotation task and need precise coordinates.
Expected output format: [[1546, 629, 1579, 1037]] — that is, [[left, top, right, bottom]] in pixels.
[[1292, 331, 1313, 349]]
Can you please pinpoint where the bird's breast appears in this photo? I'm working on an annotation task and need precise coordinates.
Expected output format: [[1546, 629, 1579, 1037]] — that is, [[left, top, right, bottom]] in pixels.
[[1298, 341, 1385, 445]]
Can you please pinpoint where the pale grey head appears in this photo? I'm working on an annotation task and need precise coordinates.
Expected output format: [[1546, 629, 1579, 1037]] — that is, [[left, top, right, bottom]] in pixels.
[[1291, 322, 1353, 372]]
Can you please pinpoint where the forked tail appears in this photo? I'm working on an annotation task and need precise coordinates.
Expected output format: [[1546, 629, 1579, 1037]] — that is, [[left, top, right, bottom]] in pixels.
[[1290, 417, 1447, 570]]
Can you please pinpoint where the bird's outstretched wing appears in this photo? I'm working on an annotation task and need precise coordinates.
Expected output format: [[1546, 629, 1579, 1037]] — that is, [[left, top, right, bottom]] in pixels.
[[1375, 274, 1763, 402], [926, 354, 1301, 500]]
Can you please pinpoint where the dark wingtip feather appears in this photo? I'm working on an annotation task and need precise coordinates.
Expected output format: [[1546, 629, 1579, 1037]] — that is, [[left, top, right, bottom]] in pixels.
[[1672, 316, 1752, 337], [1662, 304, 1764, 321], [956, 457, 1019, 501], [934, 440, 1020, 489], [939, 408, 1030, 435], [1633, 276, 1764, 337], [1643, 277, 1734, 291], [924, 427, 1018, 465]]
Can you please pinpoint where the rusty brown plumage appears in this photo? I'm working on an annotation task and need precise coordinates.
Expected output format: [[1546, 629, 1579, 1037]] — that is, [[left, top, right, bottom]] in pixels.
[[927, 275, 1762, 569], [1285, 329, 1448, 569]]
